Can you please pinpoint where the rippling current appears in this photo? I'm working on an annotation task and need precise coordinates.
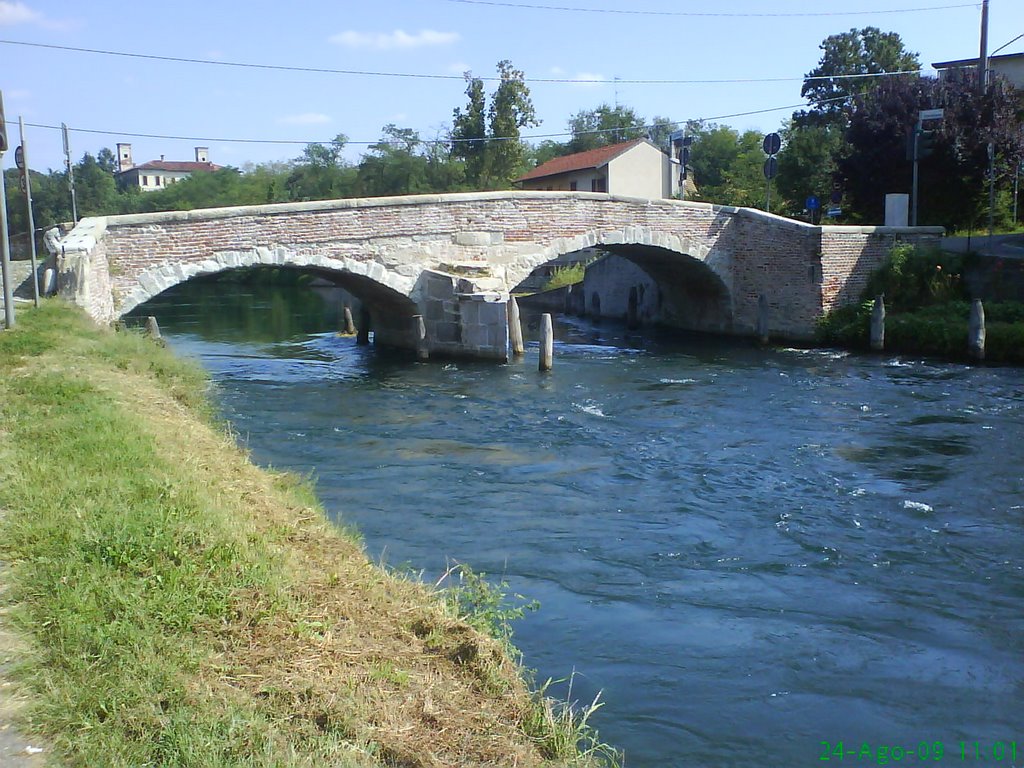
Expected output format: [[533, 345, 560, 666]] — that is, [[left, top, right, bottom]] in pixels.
[[132, 280, 1024, 767]]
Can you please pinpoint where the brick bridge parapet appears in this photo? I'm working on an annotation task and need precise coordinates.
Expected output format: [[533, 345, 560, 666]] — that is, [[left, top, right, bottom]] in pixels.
[[51, 191, 942, 360]]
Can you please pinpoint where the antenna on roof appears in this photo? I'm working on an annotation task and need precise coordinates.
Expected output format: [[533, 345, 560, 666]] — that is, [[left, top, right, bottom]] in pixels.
[[614, 76, 620, 108]]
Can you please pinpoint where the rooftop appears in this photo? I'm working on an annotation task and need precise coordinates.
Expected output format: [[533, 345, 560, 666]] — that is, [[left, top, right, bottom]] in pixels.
[[515, 139, 649, 183]]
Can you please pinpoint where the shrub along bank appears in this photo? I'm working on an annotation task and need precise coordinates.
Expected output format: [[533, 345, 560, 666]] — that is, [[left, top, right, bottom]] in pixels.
[[0, 301, 617, 767], [816, 244, 1024, 364]]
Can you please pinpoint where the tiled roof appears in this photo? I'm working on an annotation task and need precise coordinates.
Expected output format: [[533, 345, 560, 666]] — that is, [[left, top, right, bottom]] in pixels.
[[120, 160, 222, 174], [515, 139, 646, 182]]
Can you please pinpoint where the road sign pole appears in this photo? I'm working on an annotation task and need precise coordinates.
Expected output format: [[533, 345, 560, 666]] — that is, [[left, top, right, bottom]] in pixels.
[[911, 123, 920, 227], [18, 116, 39, 306], [1, 150, 15, 329]]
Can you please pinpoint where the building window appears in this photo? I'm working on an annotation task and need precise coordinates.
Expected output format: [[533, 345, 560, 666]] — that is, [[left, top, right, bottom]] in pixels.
[[155, 176, 161, 186], [591, 178, 607, 193], [142, 175, 148, 186], [570, 181, 577, 191]]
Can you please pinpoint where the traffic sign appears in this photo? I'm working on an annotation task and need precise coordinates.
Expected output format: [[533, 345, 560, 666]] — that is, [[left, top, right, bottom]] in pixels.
[[919, 108, 945, 122], [830, 188, 843, 204], [763, 132, 781, 156], [14, 145, 24, 169], [806, 195, 821, 211], [826, 207, 842, 218], [763, 156, 778, 180]]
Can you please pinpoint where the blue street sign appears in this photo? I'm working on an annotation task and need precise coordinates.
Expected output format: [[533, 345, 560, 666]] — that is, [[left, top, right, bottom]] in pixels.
[[806, 195, 821, 211], [826, 207, 842, 218]]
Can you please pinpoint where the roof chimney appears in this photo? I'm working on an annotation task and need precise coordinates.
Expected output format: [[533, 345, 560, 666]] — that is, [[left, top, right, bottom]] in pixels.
[[195, 147, 209, 163]]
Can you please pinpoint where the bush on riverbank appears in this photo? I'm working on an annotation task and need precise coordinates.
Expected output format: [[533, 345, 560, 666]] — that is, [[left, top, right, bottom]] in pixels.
[[816, 244, 1024, 363], [0, 301, 618, 767]]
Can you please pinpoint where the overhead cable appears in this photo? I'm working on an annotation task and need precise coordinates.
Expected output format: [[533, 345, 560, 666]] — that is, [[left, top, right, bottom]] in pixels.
[[443, 0, 977, 17], [1, 39, 927, 85]]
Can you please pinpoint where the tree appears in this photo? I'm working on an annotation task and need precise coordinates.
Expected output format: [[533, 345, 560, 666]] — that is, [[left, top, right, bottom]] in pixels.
[[452, 74, 488, 187], [286, 133, 355, 201], [565, 104, 647, 154], [687, 124, 767, 207], [486, 59, 539, 185], [775, 122, 844, 217], [837, 71, 1024, 229], [74, 152, 122, 217], [797, 27, 920, 128], [357, 124, 431, 196]]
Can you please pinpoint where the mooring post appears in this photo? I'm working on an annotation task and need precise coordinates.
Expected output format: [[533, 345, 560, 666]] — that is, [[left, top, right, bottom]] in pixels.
[[627, 286, 639, 330], [144, 315, 162, 340], [413, 314, 429, 361], [968, 298, 986, 362], [357, 307, 370, 346], [757, 293, 770, 345], [342, 305, 356, 335], [870, 295, 885, 351], [539, 313, 553, 371], [508, 296, 525, 357]]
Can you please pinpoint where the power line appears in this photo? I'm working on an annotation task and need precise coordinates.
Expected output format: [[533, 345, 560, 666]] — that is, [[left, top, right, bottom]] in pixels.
[[1, 38, 926, 85], [443, 0, 977, 16], [23, 96, 851, 150]]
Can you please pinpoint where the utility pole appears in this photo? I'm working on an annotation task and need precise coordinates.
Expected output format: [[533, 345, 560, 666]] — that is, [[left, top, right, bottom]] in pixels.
[[0, 90, 15, 329], [62, 122, 77, 223], [978, 0, 989, 97], [18, 117, 39, 306]]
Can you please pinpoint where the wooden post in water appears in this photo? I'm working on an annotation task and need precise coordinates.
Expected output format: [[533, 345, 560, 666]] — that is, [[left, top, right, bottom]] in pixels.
[[507, 296, 525, 357], [870, 295, 885, 351], [757, 294, 770, 345], [357, 307, 370, 346], [539, 313, 553, 371], [968, 299, 986, 361], [342, 305, 356, 335], [413, 314, 429, 361], [144, 316, 162, 340], [627, 286, 639, 330]]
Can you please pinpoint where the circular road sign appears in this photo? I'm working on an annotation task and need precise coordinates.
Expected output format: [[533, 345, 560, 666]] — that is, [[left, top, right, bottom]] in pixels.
[[14, 144, 24, 169], [806, 195, 821, 211], [763, 156, 778, 180], [762, 132, 781, 156]]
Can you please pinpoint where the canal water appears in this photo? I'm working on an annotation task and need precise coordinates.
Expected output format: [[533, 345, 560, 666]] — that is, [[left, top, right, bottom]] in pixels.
[[131, 279, 1024, 767]]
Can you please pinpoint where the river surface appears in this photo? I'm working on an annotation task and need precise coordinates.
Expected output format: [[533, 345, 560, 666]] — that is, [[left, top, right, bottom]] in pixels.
[[131, 279, 1024, 767]]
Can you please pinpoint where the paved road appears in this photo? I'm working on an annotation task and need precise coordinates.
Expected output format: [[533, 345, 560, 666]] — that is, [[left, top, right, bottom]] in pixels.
[[942, 233, 1024, 259]]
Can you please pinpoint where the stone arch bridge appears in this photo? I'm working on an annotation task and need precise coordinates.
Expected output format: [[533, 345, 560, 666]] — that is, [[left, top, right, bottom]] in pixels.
[[54, 191, 941, 360]]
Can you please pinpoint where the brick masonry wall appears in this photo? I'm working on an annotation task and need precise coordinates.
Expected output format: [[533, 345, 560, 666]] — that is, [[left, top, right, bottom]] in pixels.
[[81, 193, 942, 339]]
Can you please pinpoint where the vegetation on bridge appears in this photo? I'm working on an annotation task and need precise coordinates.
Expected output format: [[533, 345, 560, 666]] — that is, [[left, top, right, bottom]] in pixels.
[[0, 301, 618, 767]]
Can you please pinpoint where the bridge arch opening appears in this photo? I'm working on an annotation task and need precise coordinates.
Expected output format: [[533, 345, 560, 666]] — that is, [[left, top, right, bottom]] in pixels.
[[514, 241, 733, 334], [123, 264, 419, 349]]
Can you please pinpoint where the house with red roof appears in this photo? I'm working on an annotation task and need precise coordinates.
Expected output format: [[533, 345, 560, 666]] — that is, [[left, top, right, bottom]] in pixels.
[[514, 138, 677, 199], [114, 143, 222, 192]]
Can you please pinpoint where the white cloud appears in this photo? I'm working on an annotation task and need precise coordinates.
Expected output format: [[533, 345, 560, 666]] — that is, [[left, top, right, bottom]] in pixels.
[[329, 29, 460, 50], [278, 112, 332, 125], [0, 1, 37, 25]]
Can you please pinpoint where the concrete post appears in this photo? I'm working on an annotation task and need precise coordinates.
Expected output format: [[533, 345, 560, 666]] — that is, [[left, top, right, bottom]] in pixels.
[[342, 305, 356, 335], [870, 295, 885, 351], [507, 296, 524, 356], [539, 313, 553, 371], [144, 316, 162, 340], [757, 294, 770, 345], [413, 314, 429, 361], [969, 299, 986, 361], [357, 307, 370, 346], [627, 286, 639, 330]]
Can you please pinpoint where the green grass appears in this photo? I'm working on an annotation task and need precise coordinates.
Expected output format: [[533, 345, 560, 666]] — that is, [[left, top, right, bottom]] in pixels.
[[0, 301, 621, 767], [541, 264, 586, 292]]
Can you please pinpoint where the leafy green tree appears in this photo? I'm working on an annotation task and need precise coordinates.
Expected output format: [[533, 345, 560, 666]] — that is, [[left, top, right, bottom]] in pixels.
[[452, 74, 487, 187], [357, 125, 432, 196], [687, 124, 767, 207], [797, 26, 920, 127], [486, 59, 539, 185], [565, 104, 646, 153], [286, 133, 356, 201], [647, 115, 680, 152], [775, 122, 844, 217], [74, 152, 122, 217]]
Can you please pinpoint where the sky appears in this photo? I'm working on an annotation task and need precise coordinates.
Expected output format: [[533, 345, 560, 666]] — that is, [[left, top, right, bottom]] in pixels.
[[2, 0, 1023, 175]]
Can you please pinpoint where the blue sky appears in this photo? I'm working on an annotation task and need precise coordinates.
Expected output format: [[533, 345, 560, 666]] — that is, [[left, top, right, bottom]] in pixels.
[[3, 0, 1022, 174]]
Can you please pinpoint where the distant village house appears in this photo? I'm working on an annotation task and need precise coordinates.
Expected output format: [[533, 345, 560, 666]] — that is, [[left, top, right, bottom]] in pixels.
[[115, 143, 221, 191], [515, 139, 678, 199]]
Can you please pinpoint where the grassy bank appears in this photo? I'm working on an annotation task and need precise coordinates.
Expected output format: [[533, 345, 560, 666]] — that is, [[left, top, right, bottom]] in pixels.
[[816, 244, 1024, 364], [0, 302, 616, 767]]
